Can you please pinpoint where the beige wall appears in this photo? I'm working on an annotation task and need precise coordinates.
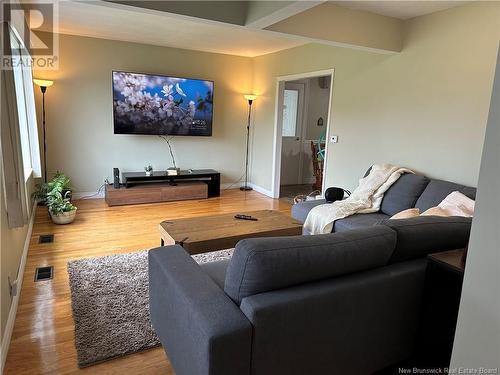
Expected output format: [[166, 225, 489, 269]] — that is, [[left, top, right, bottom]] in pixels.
[[34, 34, 253, 192], [252, 2, 500, 192], [0, 171, 34, 337]]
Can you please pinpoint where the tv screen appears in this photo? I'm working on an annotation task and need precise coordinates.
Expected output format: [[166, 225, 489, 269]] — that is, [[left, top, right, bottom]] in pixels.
[[112, 71, 213, 136]]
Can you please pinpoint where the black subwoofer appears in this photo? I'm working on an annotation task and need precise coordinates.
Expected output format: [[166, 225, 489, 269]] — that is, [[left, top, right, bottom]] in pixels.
[[113, 168, 120, 189]]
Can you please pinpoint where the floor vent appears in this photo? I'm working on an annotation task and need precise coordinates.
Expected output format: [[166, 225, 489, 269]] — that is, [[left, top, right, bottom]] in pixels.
[[34, 266, 53, 282], [39, 234, 54, 244]]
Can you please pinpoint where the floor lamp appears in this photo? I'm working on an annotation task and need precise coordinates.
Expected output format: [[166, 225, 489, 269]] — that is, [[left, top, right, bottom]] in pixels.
[[33, 79, 54, 182], [241, 94, 257, 191]]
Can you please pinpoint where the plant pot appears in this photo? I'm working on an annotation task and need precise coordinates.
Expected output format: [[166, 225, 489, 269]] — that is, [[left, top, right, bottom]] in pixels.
[[145, 171, 152, 176], [50, 209, 77, 225]]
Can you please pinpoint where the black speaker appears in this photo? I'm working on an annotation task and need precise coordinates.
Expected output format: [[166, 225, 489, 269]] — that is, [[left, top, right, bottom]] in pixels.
[[325, 187, 351, 203], [113, 168, 120, 189]]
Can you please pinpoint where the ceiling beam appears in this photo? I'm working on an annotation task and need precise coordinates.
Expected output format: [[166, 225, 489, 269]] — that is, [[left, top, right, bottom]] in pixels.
[[265, 2, 404, 53], [245, 1, 325, 29]]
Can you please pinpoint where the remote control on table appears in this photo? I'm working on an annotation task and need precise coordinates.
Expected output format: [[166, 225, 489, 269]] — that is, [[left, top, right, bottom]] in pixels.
[[234, 214, 258, 221]]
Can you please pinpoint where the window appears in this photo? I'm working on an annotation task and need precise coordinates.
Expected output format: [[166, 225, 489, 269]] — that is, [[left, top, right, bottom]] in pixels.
[[10, 29, 41, 181], [282, 89, 299, 137]]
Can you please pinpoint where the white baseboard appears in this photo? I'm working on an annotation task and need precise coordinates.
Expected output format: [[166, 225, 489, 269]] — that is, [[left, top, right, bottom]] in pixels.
[[1, 201, 37, 373], [75, 185, 243, 198], [220, 182, 273, 198], [247, 183, 273, 198], [73, 184, 273, 198], [72, 191, 105, 200]]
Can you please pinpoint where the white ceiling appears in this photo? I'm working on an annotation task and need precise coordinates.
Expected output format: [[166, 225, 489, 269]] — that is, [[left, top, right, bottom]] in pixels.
[[51, 1, 306, 57], [331, 1, 468, 20]]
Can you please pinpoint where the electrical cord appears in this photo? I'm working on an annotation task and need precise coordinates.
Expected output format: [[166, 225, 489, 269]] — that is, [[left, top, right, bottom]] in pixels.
[[159, 135, 177, 169], [222, 172, 246, 191], [293, 190, 321, 204], [158, 135, 246, 191], [78, 183, 106, 200]]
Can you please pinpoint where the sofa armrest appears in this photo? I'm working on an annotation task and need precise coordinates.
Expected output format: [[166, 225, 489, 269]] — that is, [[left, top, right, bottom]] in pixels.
[[149, 246, 252, 375]]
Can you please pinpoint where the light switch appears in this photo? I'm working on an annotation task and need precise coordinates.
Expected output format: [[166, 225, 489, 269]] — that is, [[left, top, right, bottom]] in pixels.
[[330, 135, 339, 143]]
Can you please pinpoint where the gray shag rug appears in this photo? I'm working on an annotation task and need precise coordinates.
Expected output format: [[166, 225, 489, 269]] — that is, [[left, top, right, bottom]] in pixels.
[[67, 248, 234, 368]]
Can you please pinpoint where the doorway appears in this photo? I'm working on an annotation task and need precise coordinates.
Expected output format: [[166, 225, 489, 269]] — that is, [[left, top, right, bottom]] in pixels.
[[272, 69, 334, 201]]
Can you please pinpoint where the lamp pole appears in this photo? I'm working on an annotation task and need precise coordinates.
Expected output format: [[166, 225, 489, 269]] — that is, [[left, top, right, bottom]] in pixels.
[[241, 95, 256, 191], [33, 79, 53, 182], [41, 85, 47, 182]]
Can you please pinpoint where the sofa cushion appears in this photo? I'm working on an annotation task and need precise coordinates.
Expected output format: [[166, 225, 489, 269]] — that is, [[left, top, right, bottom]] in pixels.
[[380, 174, 430, 216], [385, 216, 472, 263], [224, 226, 397, 304], [415, 179, 474, 211], [291, 199, 327, 224], [333, 213, 390, 232], [199, 259, 230, 289]]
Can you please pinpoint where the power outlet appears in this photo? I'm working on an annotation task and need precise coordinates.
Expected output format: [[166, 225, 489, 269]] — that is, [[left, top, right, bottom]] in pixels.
[[330, 135, 339, 143]]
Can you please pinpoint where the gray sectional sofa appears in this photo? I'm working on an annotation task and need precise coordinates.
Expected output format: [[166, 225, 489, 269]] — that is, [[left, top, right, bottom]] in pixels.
[[292, 171, 476, 233], [149, 169, 475, 375], [149, 215, 473, 375]]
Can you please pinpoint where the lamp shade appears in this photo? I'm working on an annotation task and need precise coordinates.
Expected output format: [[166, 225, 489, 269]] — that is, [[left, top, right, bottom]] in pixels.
[[33, 79, 54, 88], [244, 94, 257, 101]]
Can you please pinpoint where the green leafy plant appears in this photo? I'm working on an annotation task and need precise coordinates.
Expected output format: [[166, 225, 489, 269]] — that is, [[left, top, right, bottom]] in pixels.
[[33, 172, 76, 214], [51, 171, 72, 196], [32, 182, 51, 204], [46, 188, 76, 216], [144, 164, 153, 173]]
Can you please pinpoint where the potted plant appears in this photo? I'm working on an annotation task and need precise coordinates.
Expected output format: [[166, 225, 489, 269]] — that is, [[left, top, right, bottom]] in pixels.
[[32, 182, 51, 205], [46, 189, 77, 225], [145, 164, 153, 176], [32, 172, 73, 205], [52, 171, 72, 201]]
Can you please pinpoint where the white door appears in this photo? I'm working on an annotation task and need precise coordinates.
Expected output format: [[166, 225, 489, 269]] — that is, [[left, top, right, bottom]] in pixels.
[[280, 82, 305, 186]]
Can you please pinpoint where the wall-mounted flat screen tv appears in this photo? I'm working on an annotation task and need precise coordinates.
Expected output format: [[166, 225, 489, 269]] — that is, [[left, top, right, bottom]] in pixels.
[[112, 71, 213, 136]]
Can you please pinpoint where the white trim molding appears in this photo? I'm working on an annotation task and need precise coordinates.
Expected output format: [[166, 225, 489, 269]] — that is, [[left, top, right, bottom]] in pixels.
[[73, 185, 272, 198], [247, 183, 273, 198], [1, 200, 37, 373], [220, 182, 273, 198]]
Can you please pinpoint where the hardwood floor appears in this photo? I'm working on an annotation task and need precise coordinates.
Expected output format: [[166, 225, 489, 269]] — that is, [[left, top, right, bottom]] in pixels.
[[4, 190, 290, 374]]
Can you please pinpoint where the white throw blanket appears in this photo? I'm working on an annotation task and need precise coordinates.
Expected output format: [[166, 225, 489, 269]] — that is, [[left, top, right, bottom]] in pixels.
[[304, 164, 414, 234]]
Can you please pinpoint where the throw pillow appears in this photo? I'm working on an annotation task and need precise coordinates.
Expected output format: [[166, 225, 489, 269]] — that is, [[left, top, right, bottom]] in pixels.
[[421, 206, 449, 217], [390, 208, 420, 220], [438, 191, 475, 217]]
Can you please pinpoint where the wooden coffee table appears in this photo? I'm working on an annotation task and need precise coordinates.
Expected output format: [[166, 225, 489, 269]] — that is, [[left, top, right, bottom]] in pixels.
[[158, 210, 302, 255]]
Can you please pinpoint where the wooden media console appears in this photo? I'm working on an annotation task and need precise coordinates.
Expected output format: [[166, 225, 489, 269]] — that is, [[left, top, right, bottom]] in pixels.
[[104, 169, 220, 206]]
